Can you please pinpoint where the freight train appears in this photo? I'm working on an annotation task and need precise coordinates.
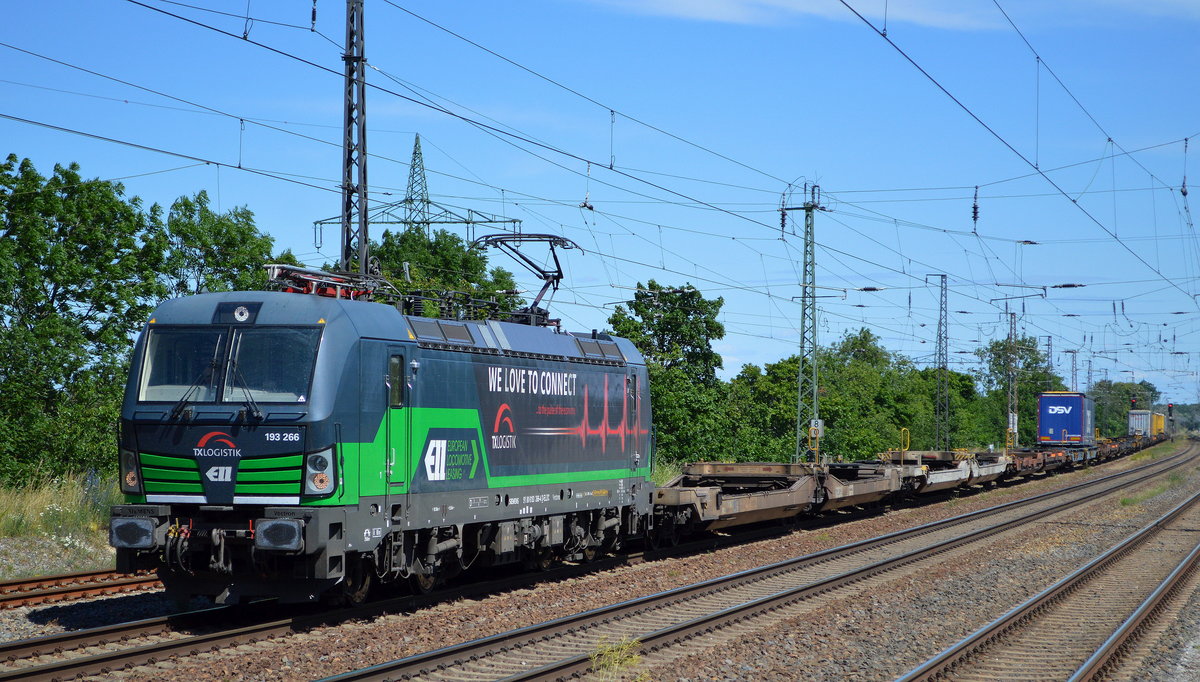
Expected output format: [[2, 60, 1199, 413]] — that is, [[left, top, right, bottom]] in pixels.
[[109, 264, 1169, 605]]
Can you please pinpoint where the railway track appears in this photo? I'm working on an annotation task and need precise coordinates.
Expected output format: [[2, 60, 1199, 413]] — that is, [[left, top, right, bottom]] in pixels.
[[320, 445, 1200, 682], [898, 487, 1200, 681], [0, 570, 160, 609], [2, 446, 1188, 681], [0, 548, 652, 682]]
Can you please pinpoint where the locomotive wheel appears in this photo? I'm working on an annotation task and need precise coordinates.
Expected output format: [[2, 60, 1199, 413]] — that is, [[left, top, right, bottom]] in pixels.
[[533, 548, 555, 571], [581, 544, 599, 562], [343, 558, 374, 606], [410, 570, 437, 594]]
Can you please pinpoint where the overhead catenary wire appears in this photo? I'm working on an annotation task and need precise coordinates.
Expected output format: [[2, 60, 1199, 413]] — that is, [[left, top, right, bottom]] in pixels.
[[9, 1, 1190, 389], [377, 0, 791, 188], [835, 0, 1198, 308]]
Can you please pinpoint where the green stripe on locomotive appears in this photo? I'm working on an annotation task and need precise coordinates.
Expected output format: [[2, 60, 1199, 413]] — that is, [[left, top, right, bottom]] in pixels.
[[316, 404, 651, 507]]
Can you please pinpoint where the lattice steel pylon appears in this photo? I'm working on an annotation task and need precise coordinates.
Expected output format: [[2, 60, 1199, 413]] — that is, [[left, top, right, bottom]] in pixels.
[[405, 133, 431, 233], [339, 0, 369, 274], [928, 274, 949, 452], [315, 133, 522, 242], [1007, 310, 1019, 449], [782, 185, 823, 463]]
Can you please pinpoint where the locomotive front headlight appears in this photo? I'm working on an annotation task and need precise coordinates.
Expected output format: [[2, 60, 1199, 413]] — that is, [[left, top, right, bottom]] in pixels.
[[110, 517, 156, 549], [303, 447, 335, 497], [119, 448, 142, 494], [255, 518, 304, 551]]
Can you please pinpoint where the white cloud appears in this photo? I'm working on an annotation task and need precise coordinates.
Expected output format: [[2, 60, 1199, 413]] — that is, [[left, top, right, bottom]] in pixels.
[[584, 0, 998, 30], [1094, 0, 1200, 19], [583, 0, 1200, 30]]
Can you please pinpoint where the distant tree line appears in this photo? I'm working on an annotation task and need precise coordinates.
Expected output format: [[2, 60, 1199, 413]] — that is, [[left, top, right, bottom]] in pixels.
[[607, 279, 1175, 464]]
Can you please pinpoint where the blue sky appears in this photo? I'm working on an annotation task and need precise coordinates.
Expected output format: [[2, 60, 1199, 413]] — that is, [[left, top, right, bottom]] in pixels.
[[3, 0, 1199, 403]]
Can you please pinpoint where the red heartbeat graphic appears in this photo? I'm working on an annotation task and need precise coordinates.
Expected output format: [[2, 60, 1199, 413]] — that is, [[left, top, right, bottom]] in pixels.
[[525, 374, 648, 451]]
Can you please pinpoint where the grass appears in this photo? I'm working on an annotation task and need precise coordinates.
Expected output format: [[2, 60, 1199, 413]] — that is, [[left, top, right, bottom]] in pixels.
[[589, 636, 648, 681], [0, 472, 121, 538], [651, 458, 684, 487], [1120, 472, 1186, 507], [1129, 438, 1183, 462], [0, 473, 121, 579]]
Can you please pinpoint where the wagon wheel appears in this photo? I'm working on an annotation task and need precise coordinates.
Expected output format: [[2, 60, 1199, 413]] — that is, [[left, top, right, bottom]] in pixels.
[[651, 518, 679, 548]]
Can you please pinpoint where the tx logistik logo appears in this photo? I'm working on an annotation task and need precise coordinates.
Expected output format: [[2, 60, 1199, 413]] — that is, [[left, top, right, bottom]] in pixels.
[[194, 431, 243, 458], [491, 403, 517, 449]]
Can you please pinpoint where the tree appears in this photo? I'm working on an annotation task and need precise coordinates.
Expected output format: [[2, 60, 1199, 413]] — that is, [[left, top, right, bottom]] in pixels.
[[0, 154, 169, 481], [608, 281, 725, 386], [1090, 379, 1159, 437], [725, 356, 804, 462], [816, 329, 914, 458], [973, 335, 1066, 446], [608, 281, 727, 462], [372, 227, 520, 315], [162, 190, 278, 297], [725, 328, 1002, 462]]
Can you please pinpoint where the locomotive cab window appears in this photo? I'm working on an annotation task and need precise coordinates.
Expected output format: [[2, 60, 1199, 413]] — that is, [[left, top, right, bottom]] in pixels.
[[136, 325, 320, 404], [138, 327, 226, 402], [223, 327, 321, 403], [388, 355, 405, 407]]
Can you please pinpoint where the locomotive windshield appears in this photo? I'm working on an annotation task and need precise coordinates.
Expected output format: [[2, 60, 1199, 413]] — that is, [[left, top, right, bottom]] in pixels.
[[138, 327, 226, 402], [137, 325, 320, 404], [222, 327, 320, 403]]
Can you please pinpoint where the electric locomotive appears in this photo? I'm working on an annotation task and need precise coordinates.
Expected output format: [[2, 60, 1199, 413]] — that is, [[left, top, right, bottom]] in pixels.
[[109, 266, 653, 604]]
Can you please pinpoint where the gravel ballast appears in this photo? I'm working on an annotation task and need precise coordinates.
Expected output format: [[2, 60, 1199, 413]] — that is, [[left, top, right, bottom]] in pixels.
[[3, 448, 1199, 681]]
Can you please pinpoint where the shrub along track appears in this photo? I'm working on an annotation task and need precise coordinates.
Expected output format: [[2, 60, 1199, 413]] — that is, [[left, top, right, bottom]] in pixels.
[[319, 445, 1199, 682]]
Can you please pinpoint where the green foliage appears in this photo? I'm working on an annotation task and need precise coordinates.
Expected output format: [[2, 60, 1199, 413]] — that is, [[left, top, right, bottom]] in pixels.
[[1119, 471, 1184, 507], [972, 335, 1066, 446], [0, 155, 168, 482], [0, 156, 292, 483], [725, 357, 801, 461], [162, 190, 277, 297], [589, 636, 646, 681], [609, 281, 725, 385], [608, 281, 728, 462], [726, 330, 979, 461], [0, 473, 120, 579], [372, 227, 520, 316], [0, 472, 121, 538], [1091, 379, 1160, 437], [1166, 402, 1195, 432]]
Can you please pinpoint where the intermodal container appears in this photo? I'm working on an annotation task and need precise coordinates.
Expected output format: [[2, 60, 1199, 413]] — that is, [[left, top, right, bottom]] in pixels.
[[1128, 410, 1151, 436], [1037, 392, 1095, 446], [1152, 412, 1166, 436]]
